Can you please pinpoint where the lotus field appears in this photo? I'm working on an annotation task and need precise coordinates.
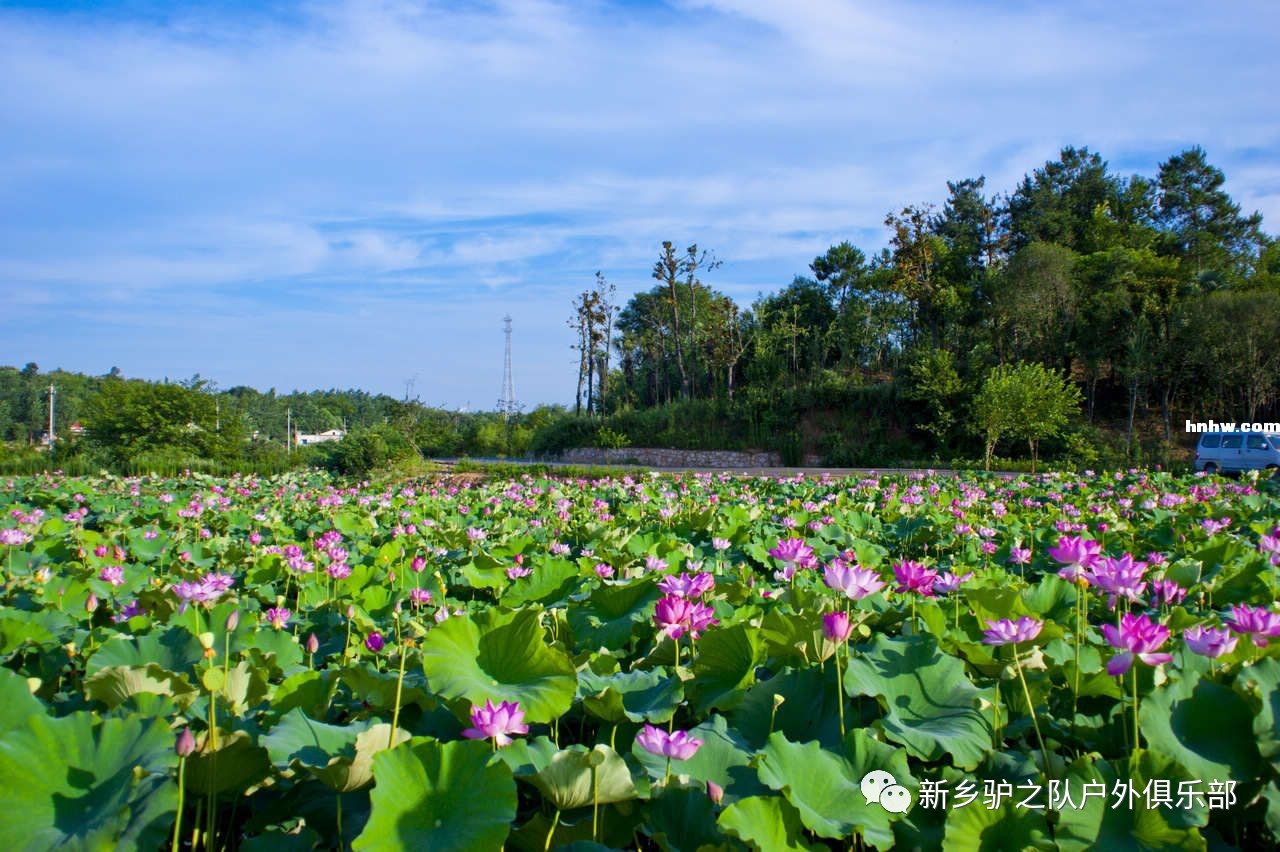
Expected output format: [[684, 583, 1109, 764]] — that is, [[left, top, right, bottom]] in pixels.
[[3, 468, 1280, 850]]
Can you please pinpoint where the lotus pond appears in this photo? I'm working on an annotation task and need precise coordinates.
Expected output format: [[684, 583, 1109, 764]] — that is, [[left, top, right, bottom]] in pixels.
[[1, 468, 1279, 850]]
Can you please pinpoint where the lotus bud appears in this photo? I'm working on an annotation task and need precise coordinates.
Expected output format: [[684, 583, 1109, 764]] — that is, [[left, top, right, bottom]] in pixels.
[[175, 727, 196, 758], [306, 633, 319, 655], [707, 780, 724, 805], [347, 605, 356, 619], [225, 610, 240, 632], [85, 593, 98, 613]]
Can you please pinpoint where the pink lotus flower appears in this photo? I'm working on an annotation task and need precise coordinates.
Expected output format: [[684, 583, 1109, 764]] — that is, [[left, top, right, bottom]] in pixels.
[[409, 587, 432, 606], [1048, 536, 1102, 581], [1184, 624, 1238, 658], [1226, 604, 1280, 647], [768, 537, 817, 571], [636, 724, 703, 760], [265, 607, 291, 629], [822, 611, 853, 643], [823, 563, 886, 599], [1150, 579, 1187, 607], [657, 572, 716, 599], [506, 565, 532, 579], [982, 617, 1043, 646], [893, 560, 937, 596], [655, 595, 695, 640], [99, 565, 125, 587], [365, 632, 385, 653], [1087, 554, 1148, 609], [1102, 613, 1172, 675], [462, 699, 529, 747], [932, 571, 974, 596]]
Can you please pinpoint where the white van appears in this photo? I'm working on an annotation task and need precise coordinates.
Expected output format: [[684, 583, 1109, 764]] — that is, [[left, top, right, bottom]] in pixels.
[[1194, 430, 1280, 473]]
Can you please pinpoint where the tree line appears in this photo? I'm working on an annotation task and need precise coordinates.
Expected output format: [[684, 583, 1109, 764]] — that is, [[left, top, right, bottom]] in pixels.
[[565, 145, 1279, 464]]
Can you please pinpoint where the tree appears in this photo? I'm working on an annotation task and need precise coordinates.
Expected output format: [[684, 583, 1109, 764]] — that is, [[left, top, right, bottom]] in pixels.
[[972, 362, 1081, 471], [903, 347, 963, 448], [1156, 146, 1265, 286]]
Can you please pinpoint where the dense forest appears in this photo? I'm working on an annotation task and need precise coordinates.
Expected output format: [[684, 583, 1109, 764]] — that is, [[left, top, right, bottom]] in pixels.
[[0, 365, 564, 476], [5, 145, 1276, 475], [556, 145, 1279, 467]]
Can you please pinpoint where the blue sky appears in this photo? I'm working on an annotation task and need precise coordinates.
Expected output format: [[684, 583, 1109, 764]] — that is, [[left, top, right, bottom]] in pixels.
[[2, 0, 1278, 408]]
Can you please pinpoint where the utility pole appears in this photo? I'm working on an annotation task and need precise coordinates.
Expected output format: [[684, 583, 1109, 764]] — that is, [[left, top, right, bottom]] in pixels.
[[47, 384, 56, 447], [286, 407, 292, 454]]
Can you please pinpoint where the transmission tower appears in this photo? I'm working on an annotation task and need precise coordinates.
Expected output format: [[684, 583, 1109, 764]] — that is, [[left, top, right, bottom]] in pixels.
[[499, 315, 517, 420]]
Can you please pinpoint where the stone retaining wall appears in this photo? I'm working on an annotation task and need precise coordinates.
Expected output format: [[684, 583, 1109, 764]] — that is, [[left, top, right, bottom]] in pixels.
[[558, 447, 783, 468]]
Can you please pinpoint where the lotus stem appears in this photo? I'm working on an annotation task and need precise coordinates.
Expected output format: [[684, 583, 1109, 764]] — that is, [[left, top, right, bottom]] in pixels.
[[1014, 649, 1051, 781], [389, 618, 406, 750], [544, 810, 560, 852], [171, 757, 186, 852], [835, 641, 846, 738]]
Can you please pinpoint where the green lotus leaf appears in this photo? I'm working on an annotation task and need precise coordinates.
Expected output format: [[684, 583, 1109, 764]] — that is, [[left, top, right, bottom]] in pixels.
[[566, 577, 660, 652], [83, 663, 198, 711], [1235, 656, 1280, 763], [631, 714, 762, 804], [579, 667, 684, 723], [755, 729, 915, 846], [941, 794, 1053, 851], [352, 738, 516, 852], [262, 708, 411, 792], [845, 634, 995, 770], [1139, 654, 1261, 784], [728, 666, 843, 750], [643, 783, 730, 852], [421, 608, 576, 724], [1053, 751, 1207, 852], [689, 622, 763, 713], [717, 795, 817, 852], [183, 729, 272, 796], [528, 745, 637, 810], [85, 626, 204, 677], [0, 710, 177, 852], [0, 666, 44, 729], [501, 557, 580, 607]]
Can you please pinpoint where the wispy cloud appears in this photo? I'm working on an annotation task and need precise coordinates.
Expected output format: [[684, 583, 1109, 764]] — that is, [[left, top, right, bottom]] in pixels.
[[0, 0, 1277, 404]]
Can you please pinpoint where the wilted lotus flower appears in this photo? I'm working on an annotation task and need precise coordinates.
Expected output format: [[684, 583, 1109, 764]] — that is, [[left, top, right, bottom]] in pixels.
[[636, 724, 703, 760], [982, 617, 1043, 646], [1102, 613, 1172, 675], [462, 699, 528, 747], [1184, 624, 1237, 658]]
